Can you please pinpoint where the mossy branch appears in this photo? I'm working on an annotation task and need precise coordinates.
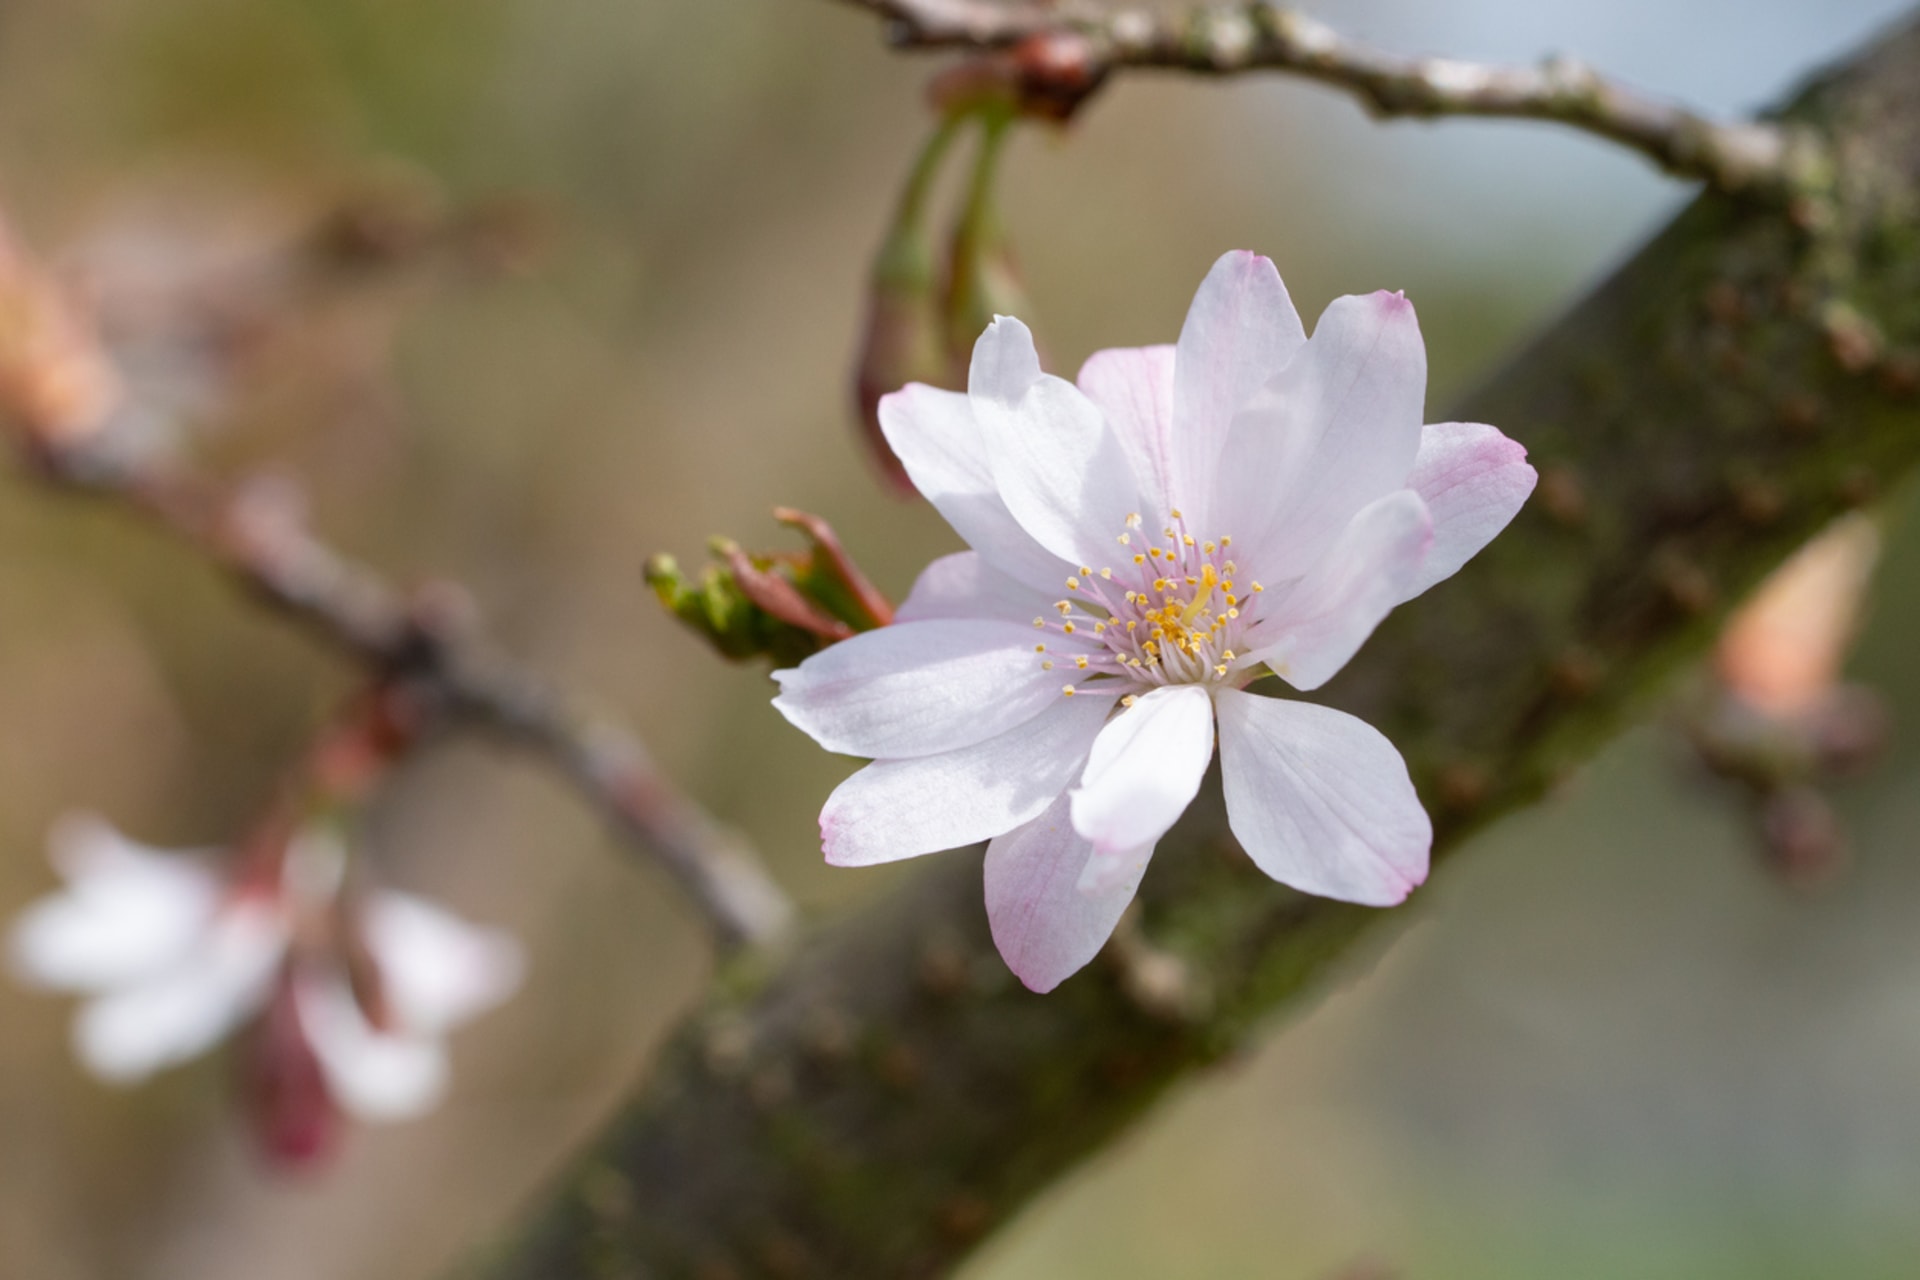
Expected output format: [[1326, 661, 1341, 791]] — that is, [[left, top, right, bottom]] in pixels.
[[482, 13, 1920, 1280]]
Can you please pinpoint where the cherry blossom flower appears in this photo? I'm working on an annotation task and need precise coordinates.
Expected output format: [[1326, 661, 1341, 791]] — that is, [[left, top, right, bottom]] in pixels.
[[8, 814, 523, 1164], [774, 251, 1536, 992]]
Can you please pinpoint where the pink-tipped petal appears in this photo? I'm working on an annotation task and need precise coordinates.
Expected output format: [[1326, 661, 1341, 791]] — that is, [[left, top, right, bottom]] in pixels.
[[361, 893, 524, 1036], [1171, 251, 1306, 526], [1068, 683, 1215, 857], [1214, 689, 1430, 905], [877, 382, 1071, 594], [1077, 344, 1176, 519], [969, 318, 1151, 571], [894, 551, 1056, 626], [1245, 489, 1432, 691], [1217, 290, 1427, 580], [295, 975, 448, 1122], [772, 619, 1063, 759], [1401, 421, 1537, 599], [823, 687, 1119, 866], [985, 793, 1153, 993]]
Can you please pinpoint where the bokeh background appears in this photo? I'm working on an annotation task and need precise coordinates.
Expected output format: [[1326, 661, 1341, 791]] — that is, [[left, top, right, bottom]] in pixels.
[[1, 1, 1918, 1277]]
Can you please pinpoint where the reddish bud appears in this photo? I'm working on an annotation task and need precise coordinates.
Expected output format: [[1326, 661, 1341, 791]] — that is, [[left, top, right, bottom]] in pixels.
[[0, 219, 122, 450], [242, 973, 342, 1172]]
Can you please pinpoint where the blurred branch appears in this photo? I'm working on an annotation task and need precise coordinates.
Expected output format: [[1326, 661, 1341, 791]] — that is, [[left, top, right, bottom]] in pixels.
[[489, 13, 1920, 1276], [839, 0, 1818, 193], [0, 220, 795, 954]]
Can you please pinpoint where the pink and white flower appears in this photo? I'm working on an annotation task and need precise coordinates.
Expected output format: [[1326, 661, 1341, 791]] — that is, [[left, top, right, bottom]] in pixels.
[[774, 251, 1535, 992], [8, 815, 523, 1164]]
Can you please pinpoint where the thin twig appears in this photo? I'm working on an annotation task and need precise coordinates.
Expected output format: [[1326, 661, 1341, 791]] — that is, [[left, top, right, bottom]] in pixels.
[[1, 225, 795, 953], [838, 0, 1817, 193]]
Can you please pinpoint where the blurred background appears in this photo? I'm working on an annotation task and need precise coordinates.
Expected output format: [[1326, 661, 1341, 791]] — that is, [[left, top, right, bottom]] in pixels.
[[1, 0, 1917, 1276]]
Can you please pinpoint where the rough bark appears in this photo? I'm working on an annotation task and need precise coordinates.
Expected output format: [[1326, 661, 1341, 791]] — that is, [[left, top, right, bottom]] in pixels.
[[478, 14, 1920, 1279]]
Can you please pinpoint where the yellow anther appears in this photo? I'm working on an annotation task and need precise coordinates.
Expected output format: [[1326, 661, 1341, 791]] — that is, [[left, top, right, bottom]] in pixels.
[[1251, 582, 1265, 592], [1223, 650, 1236, 661], [1066, 577, 1080, 591], [1148, 547, 1163, 561], [1062, 684, 1076, 697], [1094, 621, 1108, 634], [1214, 663, 1229, 677], [1153, 578, 1168, 592], [1100, 567, 1113, 580], [1035, 644, 1047, 653], [1183, 534, 1195, 547], [1075, 656, 1089, 669], [1133, 553, 1146, 565], [1203, 541, 1217, 554], [1126, 512, 1143, 528], [1055, 601, 1072, 615], [1063, 622, 1077, 634], [1185, 575, 1199, 586], [1032, 617, 1045, 628], [1170, 508, 1184, 520], [1080, 566, 1093, 576], [1117, 532, 1132, 545], [1126, 620, 1138, 632], [1227, 608, 1240, 619], [1121, 694, 1138, 707], [1225, 593, 1239, 607], [1221, 535, 1233, 547], [1042, 661, 1055, 670], [1224, 560, 1237, 575]]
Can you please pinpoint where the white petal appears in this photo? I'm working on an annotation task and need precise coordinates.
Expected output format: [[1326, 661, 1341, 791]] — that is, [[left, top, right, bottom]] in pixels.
[[969, 317, 1150, 571], [877, 382, 1072, 594], [894, 551, 1056, 626], [295, 975, 448, 1121], [984, 793, 1153, 994], [1246, 489, 1433, 691], [1214, 689, 1430, 905], [1216, 291, 1427, 581], [1170, 251, 1307, 527], [1068, 684, 1215, 856], [361, 893, 524, 1036], [8, 816, 223, 992], [1401, 421, 1536, 599], [772, 619, 1066, 759], [822, 686, 1119, 866], [72, 899, 288, 1083], [1077, 344, 1176, 519]]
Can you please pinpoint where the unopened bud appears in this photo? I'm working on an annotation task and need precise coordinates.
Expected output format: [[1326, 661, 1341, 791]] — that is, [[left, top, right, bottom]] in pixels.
[[648, 511, 893, 665], [854, 118, 965, 495], [943, 113, 1038, 367], [0, 220, 121, 450], [1717, 513, 1881, 719], [242, 973, 342, 1172]]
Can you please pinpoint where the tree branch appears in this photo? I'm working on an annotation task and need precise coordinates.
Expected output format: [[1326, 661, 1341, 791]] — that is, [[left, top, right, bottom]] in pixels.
[[486, 11, 1920, 1277], [842, 0, 1817, 193], [0, 240, 796, 953]]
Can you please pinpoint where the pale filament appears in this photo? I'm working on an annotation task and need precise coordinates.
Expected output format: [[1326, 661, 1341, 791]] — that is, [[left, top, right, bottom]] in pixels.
[[1032, 510, 1267, 698]]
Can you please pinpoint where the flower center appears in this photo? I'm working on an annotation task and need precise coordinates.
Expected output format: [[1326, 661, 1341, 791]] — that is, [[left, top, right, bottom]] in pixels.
[[1031, 509, 1266, 700]]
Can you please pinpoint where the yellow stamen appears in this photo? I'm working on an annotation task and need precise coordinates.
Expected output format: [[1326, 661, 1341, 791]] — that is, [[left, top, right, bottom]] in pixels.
[[1062, 684, 1076, 697]]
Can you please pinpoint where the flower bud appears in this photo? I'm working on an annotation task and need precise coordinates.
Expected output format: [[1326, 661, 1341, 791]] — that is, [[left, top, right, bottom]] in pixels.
[[854, 118, 964, 495], [243, 972, 342, 1172], [647, 510, 892, 665], [0, 219, 121, 451], [943, 113, 1038, 368]]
